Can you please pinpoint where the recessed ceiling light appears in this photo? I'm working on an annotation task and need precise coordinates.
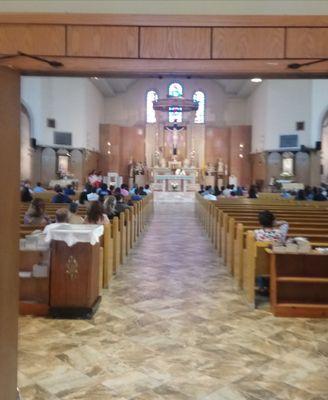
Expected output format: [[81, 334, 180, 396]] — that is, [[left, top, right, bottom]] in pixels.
[[251, 78, 262, 83]]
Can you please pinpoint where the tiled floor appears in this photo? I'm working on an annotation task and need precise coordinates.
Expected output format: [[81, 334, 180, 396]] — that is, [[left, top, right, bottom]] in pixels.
[[18, 201, 328, 400]]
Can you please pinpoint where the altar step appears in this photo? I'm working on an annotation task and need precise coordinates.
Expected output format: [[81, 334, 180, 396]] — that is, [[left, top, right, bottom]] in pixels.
[[154, 191, 195, 202]]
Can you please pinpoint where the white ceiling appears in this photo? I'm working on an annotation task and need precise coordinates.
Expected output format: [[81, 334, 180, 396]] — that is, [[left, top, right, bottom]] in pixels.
[[91, 78, 137, 97], [215, 79, 257, 97], [91, 78, 257, 98]]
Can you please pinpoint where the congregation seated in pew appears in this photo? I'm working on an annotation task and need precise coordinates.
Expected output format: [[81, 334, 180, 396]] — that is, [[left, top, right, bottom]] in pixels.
[[68, 203, 84, 224], [64, 184, 76, 196], [52, 185, 72, 204], [55, 208, 70, 223], [84, 201, 110, 225], [254, 210, 289, 244], [104, 196, 118, 219], [254, 210, 289, 295], [24, 198, 50, 226], [115, 194, 130, 214], [33, 182, 46, 193], [21, 185, 33, 203]]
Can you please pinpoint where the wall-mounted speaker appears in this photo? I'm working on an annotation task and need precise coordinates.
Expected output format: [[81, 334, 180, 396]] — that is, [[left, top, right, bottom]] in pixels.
[[47, 118, 56, 128], [315, 141, 322, 151], [30, 138, 37, 149]]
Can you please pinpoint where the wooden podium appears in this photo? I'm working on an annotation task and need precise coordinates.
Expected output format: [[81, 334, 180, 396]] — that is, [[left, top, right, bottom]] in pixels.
[[43, 224, 104, 319], [50, 240, 101, 318]]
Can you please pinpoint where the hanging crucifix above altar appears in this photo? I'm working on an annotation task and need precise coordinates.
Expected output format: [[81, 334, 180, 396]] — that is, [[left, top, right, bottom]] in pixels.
[[164, 119, 186, 155]]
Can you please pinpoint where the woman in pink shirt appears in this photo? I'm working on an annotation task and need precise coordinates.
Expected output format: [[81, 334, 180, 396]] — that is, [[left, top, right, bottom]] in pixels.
[[120, 184, 130, 197]]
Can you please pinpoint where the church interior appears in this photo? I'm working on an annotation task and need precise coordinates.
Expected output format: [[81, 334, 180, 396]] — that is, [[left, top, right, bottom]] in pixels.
[[1, 1, 328, 400], [21, 76, 328, 192]]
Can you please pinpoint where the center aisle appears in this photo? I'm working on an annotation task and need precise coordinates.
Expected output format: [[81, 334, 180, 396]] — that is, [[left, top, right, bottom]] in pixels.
[[18, 201, 328, 400]]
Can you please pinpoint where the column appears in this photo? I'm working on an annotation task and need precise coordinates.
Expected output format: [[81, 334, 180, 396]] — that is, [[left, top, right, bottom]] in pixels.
[[0, 67, 20, 399]]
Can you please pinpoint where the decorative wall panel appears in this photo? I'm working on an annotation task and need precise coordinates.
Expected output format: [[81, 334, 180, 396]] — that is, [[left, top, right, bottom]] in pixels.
[[0, 24, 65, 55], [286, 28, 328, 58], [67, 26, 139, 58], [213, 28, 284, 59], [140, 27, 211, 59]]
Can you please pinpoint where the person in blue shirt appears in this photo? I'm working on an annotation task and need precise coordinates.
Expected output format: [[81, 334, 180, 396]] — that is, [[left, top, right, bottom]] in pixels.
[[131, 188, 142, 201], [97, 183, 109, 196], [129, 184, 138, 195], [52, 186, 72, 203], [33, 182, 46, 193], [64, 184, 76, 196]]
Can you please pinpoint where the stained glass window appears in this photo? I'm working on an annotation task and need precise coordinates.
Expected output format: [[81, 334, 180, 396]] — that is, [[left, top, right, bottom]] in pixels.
[[193, 91, 205, 124], [168, 82, 183, 123], [146, 90, 158, 123]]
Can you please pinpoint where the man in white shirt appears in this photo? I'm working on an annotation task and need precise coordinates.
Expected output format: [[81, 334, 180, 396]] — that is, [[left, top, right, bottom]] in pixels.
[[222, 186, 232, 197]]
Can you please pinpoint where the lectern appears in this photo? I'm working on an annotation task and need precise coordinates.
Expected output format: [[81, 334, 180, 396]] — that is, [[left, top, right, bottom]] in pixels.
[[44, 224, 104, 318]]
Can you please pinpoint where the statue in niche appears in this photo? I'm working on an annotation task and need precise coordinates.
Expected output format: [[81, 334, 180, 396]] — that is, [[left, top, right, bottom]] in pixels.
[[183, 158, 190, 168], [224, 163, 228, 176], [128, 157, 134, 178], [164, 119, 186, 155], [153, 150, 160, 167], [205, 162, 216, 176], [133, 162, 144, 175], [160, 157, 166, 168], [217, 158, 224, 174]]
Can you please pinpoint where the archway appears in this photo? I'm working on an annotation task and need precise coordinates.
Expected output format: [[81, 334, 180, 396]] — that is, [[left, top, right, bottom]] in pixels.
[[321, 110, 328, 185], [20, 104, 33, 182]]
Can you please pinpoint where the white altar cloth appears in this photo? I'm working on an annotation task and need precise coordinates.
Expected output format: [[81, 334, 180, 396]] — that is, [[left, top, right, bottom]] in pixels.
[[43, 224, 104, 247], [49, 178, 79, 188]]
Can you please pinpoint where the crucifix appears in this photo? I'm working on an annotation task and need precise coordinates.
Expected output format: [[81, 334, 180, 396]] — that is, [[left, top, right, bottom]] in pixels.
[[164, 119, 186, 155]]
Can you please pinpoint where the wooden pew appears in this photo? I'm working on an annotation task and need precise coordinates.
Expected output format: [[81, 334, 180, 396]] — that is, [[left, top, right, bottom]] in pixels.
[[195, 194, 328, 313], [268, 249, 328, 317], [244, 231, 328, 306]]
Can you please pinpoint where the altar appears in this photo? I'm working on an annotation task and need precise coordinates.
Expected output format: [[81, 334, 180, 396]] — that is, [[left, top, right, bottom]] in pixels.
[[154, 174, 196, 192], [49, 178, 79, 189]]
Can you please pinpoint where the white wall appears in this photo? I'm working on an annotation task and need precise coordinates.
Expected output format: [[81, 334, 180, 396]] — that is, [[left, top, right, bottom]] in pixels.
[[224, 98, 248, 126], [247, 79, 328, 152], [85, 79, 105, 150], [265, 80, 312, 150], [104, 78, 229, 127], [21, 77, 105, 151], [21, 76, 328, 155], [246, 81, 268, 153]]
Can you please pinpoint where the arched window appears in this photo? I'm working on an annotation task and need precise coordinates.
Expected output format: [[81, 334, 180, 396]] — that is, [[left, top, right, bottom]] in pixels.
[[146, 90, 158, 123], [168, 82, 183, 123], [193, 91, 205, 124]]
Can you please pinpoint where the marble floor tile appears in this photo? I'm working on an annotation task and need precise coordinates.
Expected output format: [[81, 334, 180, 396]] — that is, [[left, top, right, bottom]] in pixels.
[[18, 201, 328, 399]]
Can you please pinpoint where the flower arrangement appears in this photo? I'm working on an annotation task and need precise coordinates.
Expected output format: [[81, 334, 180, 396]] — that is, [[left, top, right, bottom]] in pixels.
[[171, 182, 178, 191]]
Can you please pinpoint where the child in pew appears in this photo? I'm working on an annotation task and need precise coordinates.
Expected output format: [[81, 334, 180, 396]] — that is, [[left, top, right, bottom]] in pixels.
[[254, 210, 289, 295], [24, 198, 50, 226]]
